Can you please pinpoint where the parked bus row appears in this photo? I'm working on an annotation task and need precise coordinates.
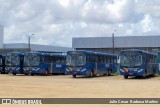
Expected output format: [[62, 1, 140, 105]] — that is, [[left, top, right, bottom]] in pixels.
[[0, 49, 160, 79], [3, 52, 66, 75]]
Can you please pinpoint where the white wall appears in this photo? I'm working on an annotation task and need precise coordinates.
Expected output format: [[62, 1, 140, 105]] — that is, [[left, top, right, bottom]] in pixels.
[[0, 25, 4, 48]]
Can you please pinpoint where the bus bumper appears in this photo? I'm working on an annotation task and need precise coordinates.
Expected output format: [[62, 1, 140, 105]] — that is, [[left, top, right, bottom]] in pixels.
[[120, 67, 145, 76], [11, 70, 29, 75], [72, 70, 91, 76], [120, 71, 144, 76]]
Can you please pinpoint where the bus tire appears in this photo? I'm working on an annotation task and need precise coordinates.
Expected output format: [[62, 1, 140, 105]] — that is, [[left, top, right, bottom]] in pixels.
[[72, 75, 76, 78], [30, 73, 34, 76], [103, 73, 107, 76], [45, 69, 49, 75], [108, 70, 111, 76], [124, 75, 128, 79], [25, 73, 29, 75], [152, 69, 156, 76], [13, 73, 16, 75], [103, 70, 108, 76]]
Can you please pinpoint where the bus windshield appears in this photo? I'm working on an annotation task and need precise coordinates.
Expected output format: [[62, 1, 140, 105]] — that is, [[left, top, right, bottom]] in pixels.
[[5, 54, 20, 66], [5, 55, 11, 66], [24, 54, 40, 67], [11, 54, 20, 66], [120, 52, 142, 67], [67, 53, 86, 67]]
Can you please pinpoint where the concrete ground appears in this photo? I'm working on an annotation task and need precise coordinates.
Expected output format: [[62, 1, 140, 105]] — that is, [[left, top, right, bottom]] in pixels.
[[0, 74, 160, 107]]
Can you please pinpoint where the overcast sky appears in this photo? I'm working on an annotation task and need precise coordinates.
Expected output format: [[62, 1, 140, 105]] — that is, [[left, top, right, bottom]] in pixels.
[[0, 0, 160, 47]]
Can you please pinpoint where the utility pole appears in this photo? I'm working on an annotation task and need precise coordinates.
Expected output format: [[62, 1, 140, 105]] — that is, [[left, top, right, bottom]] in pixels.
[[28, 36, 30, 49], [28, 34, 34, 51], [112, 30, 116, 54], [112, 32, 115, 54]]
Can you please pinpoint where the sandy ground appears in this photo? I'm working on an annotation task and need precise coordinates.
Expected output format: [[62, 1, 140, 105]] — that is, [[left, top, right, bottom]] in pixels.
[[0, 74, 160, 107]]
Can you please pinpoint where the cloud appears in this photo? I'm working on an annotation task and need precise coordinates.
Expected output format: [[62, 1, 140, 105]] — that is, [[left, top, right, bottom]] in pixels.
[[0, 0, 160, 47], [82, 0, 143, 23]]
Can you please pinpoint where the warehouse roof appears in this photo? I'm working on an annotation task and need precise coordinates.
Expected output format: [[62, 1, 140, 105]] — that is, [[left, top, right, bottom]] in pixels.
[[3, 43, 72, 52], [72, 35, 160, 48]]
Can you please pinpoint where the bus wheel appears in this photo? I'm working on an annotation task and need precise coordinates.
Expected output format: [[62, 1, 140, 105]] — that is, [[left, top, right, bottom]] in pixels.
[[30, 73, 34, 76], [45, 69, 49, 75], [152, 69, 156, 76], [72, 75, 76, 78], [103, 73, 107, 76], [108, 70, 111, 76], [124, 75, 128, 79], [103, 71, 108, 76], [13, 73, 16, 75]]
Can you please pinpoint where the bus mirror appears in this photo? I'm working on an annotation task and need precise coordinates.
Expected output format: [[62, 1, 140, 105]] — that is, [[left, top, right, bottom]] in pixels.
[[117, 56, 120, 64]]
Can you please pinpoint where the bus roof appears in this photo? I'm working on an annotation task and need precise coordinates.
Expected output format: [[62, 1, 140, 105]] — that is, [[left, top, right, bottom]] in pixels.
[[6, 52, 25, 55], [67, 50, 117, 57], [25, 52, 66, 57], [121, 49, 157, 56]]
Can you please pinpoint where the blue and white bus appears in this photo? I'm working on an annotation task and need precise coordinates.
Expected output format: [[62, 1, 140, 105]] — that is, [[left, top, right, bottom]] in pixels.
[[120, 49, 158, 79], [5, 52, 25, 75], [66, 50, 118, 78], [0, 54, 5, 74], [23, 52, 66, 75]]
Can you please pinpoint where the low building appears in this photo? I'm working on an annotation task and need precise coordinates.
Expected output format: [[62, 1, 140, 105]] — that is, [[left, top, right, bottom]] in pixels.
[[72, 35, 160, 54], [0, 43, 72, 54]]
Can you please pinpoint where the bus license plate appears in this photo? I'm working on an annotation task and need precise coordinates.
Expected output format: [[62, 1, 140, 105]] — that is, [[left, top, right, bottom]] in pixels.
[[129, 73, 133, 75], [73, 72, 77, 74]]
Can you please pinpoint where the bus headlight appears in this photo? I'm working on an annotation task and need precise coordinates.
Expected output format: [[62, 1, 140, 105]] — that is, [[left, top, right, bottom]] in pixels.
[[16, 68, 20, 70], [138, 69, 143, 72], [66, 68, 69, 72], [124, 68, 128, 72], [35, 68, 40, 71], [81, 68, 86, 72], [68, 67, 72, 71], [120, 69, 124, 72]]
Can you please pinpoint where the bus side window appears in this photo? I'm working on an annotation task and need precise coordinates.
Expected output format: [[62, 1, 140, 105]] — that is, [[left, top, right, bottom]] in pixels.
[[110, 57, 112, 63], [93, 55, 96, 62], [150, 56, 153, 63], [44, 56, 50, 63], [61, 57, 65, 63], [86, 55, 89, 63], [90, 55, 94, 63], [107, 57, 109, 63], [104, 56, 107, 63], [100, 56, 103, 63], [114, 57, 117, 63], [56, 57, 61, 63], [95, 55, 99, 63]]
